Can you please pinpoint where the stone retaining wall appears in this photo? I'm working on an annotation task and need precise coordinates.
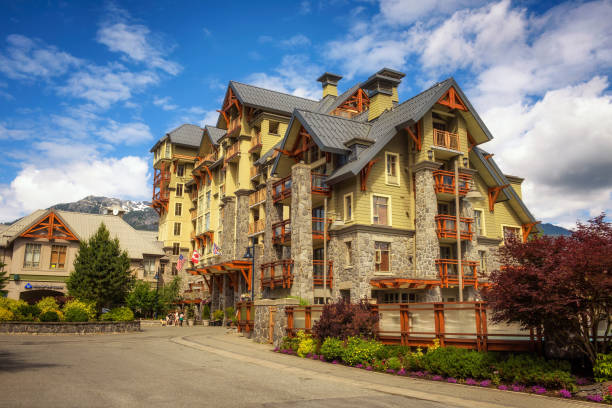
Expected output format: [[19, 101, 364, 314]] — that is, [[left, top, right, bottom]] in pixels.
[[0, 321, 141, 334]]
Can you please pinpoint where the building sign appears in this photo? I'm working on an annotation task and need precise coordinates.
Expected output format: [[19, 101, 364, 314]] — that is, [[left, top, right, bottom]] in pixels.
[[23, 283, 64, 291]]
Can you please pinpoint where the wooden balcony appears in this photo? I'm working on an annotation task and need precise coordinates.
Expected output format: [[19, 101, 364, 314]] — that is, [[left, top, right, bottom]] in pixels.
[[249, 133, 262, 153], [224, 142, 240, 163], [190, 209, 198, 221], [250, 166, 259, 180], [226, 118, 241, 137], [272, 173, 330, 204], [249, 189, 266, 206], [196, 152, 218, 168], [313, 260, 333, 288], [435, 215, 474, 240], [433, 129, 460, 150], [311, 217, 332, 241], [433, 170, 471, 196], [248, 219, 265, 235], [272, 219, 291, 245], [311, 173, 330, 195], [260, 259, 294, 289], [272, 176, 292, 204], [435, 259, 480, 288]]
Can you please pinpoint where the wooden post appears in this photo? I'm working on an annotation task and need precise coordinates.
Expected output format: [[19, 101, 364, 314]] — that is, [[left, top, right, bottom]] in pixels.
[[246, 301, 252, 333], [434, 303, 445, 347], [305, 306, 312, 333], [475, 302, 481, 351], [371, 304, 380, 340], [481, 305, 488, 352], [286, 306, 295, 337], [400, 304, 409, 346]]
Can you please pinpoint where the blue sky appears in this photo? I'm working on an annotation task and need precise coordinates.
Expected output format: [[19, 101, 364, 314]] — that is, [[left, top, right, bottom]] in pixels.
[[0, 0, 611, 227]]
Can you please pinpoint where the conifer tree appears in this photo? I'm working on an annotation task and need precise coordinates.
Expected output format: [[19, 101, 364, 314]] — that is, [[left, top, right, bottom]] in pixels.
[[67, 223, 134, 310], [0, 261, 8, 297]]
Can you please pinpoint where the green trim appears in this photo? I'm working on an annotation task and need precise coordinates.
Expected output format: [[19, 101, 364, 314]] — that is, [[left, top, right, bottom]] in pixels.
[[10, 274, 68, 283]]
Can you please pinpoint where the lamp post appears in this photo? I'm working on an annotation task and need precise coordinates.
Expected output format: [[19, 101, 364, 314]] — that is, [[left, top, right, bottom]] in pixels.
[[154, 264, 163, 319], [242, 239, 255, 301]]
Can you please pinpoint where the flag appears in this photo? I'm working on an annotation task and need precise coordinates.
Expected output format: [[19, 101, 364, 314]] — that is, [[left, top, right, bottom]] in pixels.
[[212, 243, 222, 256], [177, 254, 185, 272], [191, 250, 200, 264]]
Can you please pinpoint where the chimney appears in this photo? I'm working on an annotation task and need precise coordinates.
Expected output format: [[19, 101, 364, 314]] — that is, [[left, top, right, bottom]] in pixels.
[[363, 68, 405, 121], [317, 72, 343, 98]]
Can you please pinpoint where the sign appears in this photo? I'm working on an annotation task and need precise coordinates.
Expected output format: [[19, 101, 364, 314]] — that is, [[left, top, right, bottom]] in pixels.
[[24, 283, 64, 290], [24, 283, 32, 289]]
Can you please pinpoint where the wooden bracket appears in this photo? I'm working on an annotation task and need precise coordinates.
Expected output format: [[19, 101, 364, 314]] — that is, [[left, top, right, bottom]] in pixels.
[[522, 221, 541, 242], [21, 212, 79, 241], [467, 132, 476, 152], [405, 121, 422, 151], [360, 159, 379, 191], [488, 185, 509, 212], [437, 86, 468, 111]]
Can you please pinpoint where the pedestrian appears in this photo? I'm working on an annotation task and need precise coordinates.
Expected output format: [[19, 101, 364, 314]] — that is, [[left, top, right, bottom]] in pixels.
[[179, 311, 184, 327], [174, 311, 179, 326]]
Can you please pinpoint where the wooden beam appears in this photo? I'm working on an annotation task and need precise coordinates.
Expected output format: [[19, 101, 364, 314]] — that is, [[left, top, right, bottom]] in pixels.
[[522, 221, 541, 242], [405, 125, 421, 151], [360, 159, 378, 191], [467, 132, 476, 152], [488, 185, 510, 212]]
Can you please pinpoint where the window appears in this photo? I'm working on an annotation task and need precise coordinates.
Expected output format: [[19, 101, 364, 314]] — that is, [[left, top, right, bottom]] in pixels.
[[171, 262, 178, 276], [269, 121, 279, 135], [176, 183, 183, 197], [176, 164, 184, 177], [438, 203, 450, 215], [23, 243, 41, 268], [503, 226, 521, 244], [478, 250, 487, 275], [50, 245, 67, 269], [372, 195, 390, 225], [345, 241, 352, 265], [173, 222, 181, 236], [172, 242, 180, 255], [374, 242, 390, 273], [344, 193, 353, 221], [175, 203, 182, 216], [205, 213, 210, 231], [206, 191, 211, 209], [165, 143, 170, 157], [385, 152, 399, 185], [143, 258, 156, 277], [474, 209, 483, 235]]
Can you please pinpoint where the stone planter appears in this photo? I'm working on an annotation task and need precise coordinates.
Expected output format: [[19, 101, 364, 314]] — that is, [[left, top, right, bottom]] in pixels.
[[188, 319, 194, 327], [203, 320, 210, 326], [0, 321, 141, 334]]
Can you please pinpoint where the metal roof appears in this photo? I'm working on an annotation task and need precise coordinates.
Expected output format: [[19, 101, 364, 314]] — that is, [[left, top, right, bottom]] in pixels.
[[229, 81, 320, 115], [150, 123, 203, 152], [205, 125, 225, 145]]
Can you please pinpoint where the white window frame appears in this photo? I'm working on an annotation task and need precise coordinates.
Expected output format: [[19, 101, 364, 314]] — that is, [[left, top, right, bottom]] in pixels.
[[370, 193, 392, 226], [343, 192, 354, 222], [473, 208, 485, 236], [175, 202, 182, 217], [374, 241, 391, 275], [384, 152, 400, 186], [143, 258, 156, 277], [173, 222, 181, 236], [501, 224, 522, 244], [23, 243, 42, 269]]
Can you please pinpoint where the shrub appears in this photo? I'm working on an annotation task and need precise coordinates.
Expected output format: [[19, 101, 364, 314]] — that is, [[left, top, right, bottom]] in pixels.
[[39, 310, 60, 322], [63, 299, 96, 321], [594, 353, 612, 382], [387, 356, 402, 371], [296, 330, 316, 358], [202, 304, 210, 320], [15, 304, 41, 321], [341, 337, 384, 366], [0, 307, 14, 321], [36, 297, 60, 313], [64, 307, 89, 322], [280, 336, 300, 353], [423, 347, 495, 379], [495, 354, 575, 389], [320, 337, 344, 361], [312, 298, 379, 341], [101, 307, 134, 321], [402, 348, 425, 371], [212, 309, 224, 321], [0, 297, 26, 312]]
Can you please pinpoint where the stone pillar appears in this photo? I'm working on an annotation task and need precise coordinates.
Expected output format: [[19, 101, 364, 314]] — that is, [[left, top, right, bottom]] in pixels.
[[414, 160, 442, 301], [210, 275, 220, 317], [264, 177, 282, 263], [253, 243, 264, 298], [220, 197, 236, 262], [290, 164, 314, 304], [235, 190, 250, 262]]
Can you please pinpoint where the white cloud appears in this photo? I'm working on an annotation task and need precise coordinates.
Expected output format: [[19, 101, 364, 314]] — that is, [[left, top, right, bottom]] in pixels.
[[280, 34, 311, 48], [97, 121, 153, 145], [0, 156, 150, 222], [153, 96, 178, 111], [0, 123, 30, 140], [0, 34, 81, 80], [299, 1, 311, 15], [378, 0, 489, 25]]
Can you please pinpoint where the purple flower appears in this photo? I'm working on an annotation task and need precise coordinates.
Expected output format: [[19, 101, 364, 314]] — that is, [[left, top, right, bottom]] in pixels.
[[332, 360, 338, 364], [558, 389, 572, 398], [273, 347, 279, 352], [447, 378, 457, 383], [586, 394, 603, 402], [432, 375, 443, 381], [465, 378, 478, 386], [575, 377, 590, 386], [498, 385, 509, 391], [531, 386, 546, 395], [366, 366, 373, 371], [312, 354, 318, 360], [397, 368, 406, 376], [306, 353, 312, 358], [356, 363, 363, 369], [319, 355, 325, 361], [411, 371, 424, 377], [480, 380, 491, 387], [511, 384, 525, 392], [386, 369, 395, 374]]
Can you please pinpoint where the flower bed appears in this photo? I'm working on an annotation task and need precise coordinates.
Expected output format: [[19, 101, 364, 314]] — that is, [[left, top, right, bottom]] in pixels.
[[274, 331, 611, 404]]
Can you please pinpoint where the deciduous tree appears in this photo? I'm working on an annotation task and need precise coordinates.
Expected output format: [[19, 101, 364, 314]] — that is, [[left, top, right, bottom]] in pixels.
[[0, 261, 8, 297]]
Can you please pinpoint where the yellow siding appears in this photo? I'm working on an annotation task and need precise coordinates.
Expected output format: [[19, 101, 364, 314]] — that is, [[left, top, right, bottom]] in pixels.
[[368, 93, 393, 121]]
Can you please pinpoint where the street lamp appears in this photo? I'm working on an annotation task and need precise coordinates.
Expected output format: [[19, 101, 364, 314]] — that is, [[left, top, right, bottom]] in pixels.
[[242, 239, 255, 301], [154, 264, 164, 319]]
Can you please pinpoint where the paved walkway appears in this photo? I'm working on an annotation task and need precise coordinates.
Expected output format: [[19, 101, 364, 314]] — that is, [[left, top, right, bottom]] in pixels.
[[0, 327, 605, 407]]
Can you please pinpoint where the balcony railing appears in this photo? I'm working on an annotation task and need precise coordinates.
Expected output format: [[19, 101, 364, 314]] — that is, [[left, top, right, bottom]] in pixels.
[[433, 129, 460, 150], [248, 219, 265, 235], [435, 215, 474, 240], [249, 133, 262, 152], [226, 118, 241, 136], [435, 259, 479, 288], [272, 219, 291, 244], [225, 142, 240, 163], [313, 260, 333, 288], [260, 259, 294, 289], [249, 189, 266, 206], [272, 176, 292, 203], [250, 166, 259, 179], [311, 173, 330, 195], [312, 217, 332, 240], [433, 170, 471, 195], [153, 167, 171, 188]]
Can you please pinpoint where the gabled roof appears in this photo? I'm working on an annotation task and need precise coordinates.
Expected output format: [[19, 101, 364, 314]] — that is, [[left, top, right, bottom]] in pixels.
[[317, 82, 362, 114], [229, 81, 320, 115], [254, 141, 282, 166], [1, 210, 164, 259], [292, 109, 372, 154], [205, 125, 225, 146], [149, 124, 203, 152]]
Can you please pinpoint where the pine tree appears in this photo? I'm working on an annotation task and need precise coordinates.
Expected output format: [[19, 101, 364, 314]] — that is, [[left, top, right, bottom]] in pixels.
[[0, 261, 8, 297], [67, 223, 134, 310]]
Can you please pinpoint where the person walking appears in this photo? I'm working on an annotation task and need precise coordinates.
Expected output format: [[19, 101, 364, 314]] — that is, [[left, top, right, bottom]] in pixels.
[[174, 311, 179, 327], [179, 311, 184, 327]]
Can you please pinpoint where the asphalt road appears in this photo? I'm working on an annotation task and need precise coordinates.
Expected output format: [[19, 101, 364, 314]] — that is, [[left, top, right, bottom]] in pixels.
[[0, 327, 603, 408]]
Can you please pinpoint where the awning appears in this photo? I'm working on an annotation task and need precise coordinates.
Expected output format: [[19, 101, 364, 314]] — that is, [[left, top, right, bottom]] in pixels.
[[191, 260, 253, 292], [370, 278, 490, 290]]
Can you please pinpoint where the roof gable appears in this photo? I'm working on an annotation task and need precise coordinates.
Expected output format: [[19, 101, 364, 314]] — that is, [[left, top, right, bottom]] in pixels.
[[229, 81, 320, 115], [20, 211, 78, 241], [167, 124, 204, 148]]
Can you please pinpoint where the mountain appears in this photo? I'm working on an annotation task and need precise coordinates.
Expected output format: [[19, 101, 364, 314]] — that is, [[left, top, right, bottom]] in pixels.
[[49, 196, 159, 231], [540, 223, 572, 236]]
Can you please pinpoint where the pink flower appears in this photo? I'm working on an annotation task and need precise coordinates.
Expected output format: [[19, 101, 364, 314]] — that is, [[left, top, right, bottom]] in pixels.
[[447, 377, 457, 383], [498, 385, 508, 391], [432, 375, 443, 381], [480, 380, 491, 387], [558, 389, 572, 398], [586, 394, 603, 402]]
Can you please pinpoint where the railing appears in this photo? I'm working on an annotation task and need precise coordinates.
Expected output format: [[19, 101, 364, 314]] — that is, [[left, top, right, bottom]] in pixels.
[[250, 166, 259, 179], [433, 170, 471, 195], [249, 189, 266, 206], [272, 176, 292, 203], [153, 167, 171, 187], [225, 142, 240, 162], [248, 219, 265, 235], [433, 129, 460, 150], [227, 118, 241, 135], [285, 302, 541, 352], [236, 301, 254, 333], [435, 259, 480, 288], [249, 133, 262, 152], [272, 219, 291, 244], [311, 173, 330, 195], [311, 217, 332, 240], [435, 215, 473, 240], [152, 190, 169, 202], [260, 259, 294, 289], [313, 260, 333, 288]]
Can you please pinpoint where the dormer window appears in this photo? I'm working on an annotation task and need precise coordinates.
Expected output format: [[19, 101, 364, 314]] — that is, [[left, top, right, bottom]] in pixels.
[[269, 121, 279, 135]]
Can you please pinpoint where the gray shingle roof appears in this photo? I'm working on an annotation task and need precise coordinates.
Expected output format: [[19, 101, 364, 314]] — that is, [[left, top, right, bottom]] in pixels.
[[205, 125, 225, 145], [317, 82, 363, 114], [230, 81, 320, 115], [254, 141, 282, 166], [294, 110, 372, 154], [167, 124, 203, 148]]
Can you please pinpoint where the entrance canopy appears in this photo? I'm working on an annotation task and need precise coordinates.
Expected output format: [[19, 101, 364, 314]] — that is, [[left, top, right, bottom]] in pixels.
[[189, 260, 252, 292]]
